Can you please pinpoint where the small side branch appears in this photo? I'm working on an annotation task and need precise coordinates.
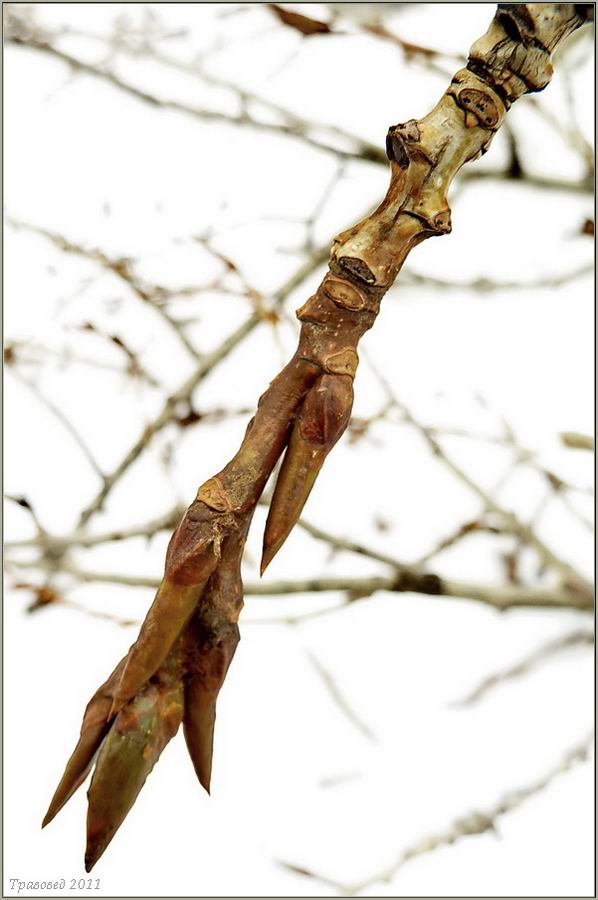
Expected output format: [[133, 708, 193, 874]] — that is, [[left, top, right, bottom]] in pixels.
[[453, 629, 594, 706], [8, 559, 593, 613], [279, 732, 594, 895]]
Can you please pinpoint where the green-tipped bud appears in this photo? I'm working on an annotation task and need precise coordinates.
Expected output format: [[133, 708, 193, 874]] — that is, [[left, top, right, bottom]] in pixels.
[[85, 673, 184, 871]]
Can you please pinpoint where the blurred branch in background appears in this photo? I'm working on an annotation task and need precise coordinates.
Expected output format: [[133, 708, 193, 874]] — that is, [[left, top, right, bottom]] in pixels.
[[4, 3, 594, 191], [278, 731, 595, 895]]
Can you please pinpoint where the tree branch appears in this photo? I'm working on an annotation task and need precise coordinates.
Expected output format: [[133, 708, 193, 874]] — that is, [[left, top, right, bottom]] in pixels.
[[76, 245, 329, 527], [32, 4, 593, 869], [453, 628, 594, 706], [279, 732, 594, 895], [9, 558, 593, 613]]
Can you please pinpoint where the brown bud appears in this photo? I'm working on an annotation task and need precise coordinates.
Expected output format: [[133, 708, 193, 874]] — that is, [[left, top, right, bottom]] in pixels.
[[85, 675, 184, 871], [42, 657, 127, 828], [183, 628, 239, 794], [182, 529, 245, 792], [110, 578, 206, 714], [261, 374, 353, 573], [299, 373, 354, 446], [164, 500, 231, 586]]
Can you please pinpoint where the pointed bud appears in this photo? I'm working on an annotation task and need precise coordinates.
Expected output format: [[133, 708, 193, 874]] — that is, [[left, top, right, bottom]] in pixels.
[[111, 477, 240, 715], [163, 494, 227, 586], [183, 532, 243, 792], [85, 674, 184, 871], [261, 374, 353, 573], [42, 656, 126, 828], [183, 629, 239, 793], [110, 578, 206, 715]]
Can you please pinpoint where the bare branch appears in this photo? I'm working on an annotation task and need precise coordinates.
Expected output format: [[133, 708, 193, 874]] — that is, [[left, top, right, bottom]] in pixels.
[[5, 32, 384, 165], [7, 219, 204, 362], [560, 431, 594, 451], [6, 15, 593, 195], [307, 651, 377, 742], [365, 353, 593, 600], [9, 558, 593, 613], [13, 3, 591, 869], [76, 245, 329, 527], [280, 732, 594, 895], [8, 368, 104, 481], [401, 261, 593, 294], [453, 629, 594, 706]]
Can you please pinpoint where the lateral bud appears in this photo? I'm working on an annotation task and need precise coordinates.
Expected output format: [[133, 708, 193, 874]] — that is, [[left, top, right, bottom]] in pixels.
[[183, 625, 239, 794], [165, 495, 237, 586], [183, 531, 245, 793], [261, 373, 354, 572]]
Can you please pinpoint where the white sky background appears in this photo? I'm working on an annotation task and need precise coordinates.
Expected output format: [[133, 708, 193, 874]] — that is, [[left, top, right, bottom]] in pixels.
[[3, 3, 595, 897]]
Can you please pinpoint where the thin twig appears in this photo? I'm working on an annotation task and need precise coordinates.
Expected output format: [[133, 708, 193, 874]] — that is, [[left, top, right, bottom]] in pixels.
[[279, 732, 594, 895], [8, 368, 105, 481], [6, 34, 384, 165], [6, 27, 593, 195], [8, 559, 593, 612], [453, 629, 594, 706], [4, 507, 185, 552], [364, 353, 593, 600], [401, 262, 593, 294], [307, 651, 377, 742], [7, 219, 203, 362], [76, 245, 329, 527]]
